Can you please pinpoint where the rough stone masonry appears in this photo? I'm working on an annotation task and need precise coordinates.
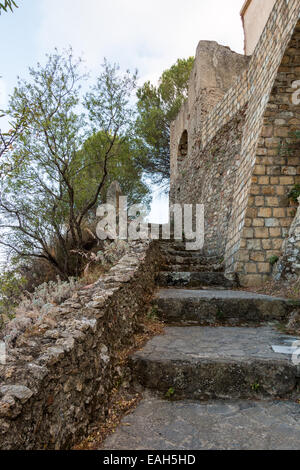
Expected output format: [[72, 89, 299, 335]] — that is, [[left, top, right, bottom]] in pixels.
[[0, 241, 162, 449], [171, 0, 300, 286]]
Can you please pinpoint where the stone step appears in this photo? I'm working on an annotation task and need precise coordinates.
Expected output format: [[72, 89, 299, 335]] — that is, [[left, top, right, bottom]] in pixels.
[[162, 252, 221, 264], [156, 271, 236, 288], [160, 245, 221, 260], [159, 245, 203, 254], [130, 326, 300, 401], [159, 241, 199, 250], [160, 248, 217, 259], [161, 264, 224, 273], [163, 255, 212, 264], [101, 394, 300, 450], [153, 289, 298, 325]]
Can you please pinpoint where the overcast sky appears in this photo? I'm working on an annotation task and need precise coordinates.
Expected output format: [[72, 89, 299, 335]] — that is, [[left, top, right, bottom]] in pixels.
[[0, 0, 245, 222]]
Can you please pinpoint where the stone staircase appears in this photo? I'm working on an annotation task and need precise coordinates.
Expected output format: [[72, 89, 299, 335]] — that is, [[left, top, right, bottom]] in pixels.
[[159, 240, 226, 275], [102, 241, 300, 450]]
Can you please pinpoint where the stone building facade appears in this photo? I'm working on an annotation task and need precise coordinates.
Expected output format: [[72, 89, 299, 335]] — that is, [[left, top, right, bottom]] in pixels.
[[170, 0, 300, 286]]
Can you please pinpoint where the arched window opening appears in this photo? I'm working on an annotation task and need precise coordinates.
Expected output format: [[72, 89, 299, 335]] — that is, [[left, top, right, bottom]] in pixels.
[[178, 130, 188, 169]]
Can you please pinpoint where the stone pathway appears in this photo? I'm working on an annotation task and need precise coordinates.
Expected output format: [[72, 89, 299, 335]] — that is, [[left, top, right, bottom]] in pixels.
[[100, 242, 300, 450], [102, 394, 300, 450]]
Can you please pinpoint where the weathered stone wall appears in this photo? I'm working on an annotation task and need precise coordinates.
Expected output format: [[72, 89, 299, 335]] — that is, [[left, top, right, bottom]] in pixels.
[[170, 107, 246, 257], [235, 32, 300, 285], [200, 68, 249, 150], [171, 0, 300, 285], [0, 241, 162, 450], [226, 3, 300, 286], [170, 41, 249, 184]]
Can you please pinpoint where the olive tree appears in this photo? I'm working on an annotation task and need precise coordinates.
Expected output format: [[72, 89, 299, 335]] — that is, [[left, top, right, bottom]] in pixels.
[[0, 51, 140, 277]]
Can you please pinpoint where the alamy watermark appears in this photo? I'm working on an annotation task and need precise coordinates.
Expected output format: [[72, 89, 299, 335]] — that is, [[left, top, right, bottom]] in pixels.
[[96, 198, 204, 251], [292, 80, 300, 105]]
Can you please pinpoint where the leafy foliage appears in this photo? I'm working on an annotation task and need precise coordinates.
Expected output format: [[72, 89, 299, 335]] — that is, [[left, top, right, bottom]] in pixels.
[[0, 0, 17, 14], [135, 57, 194, 187], [73, 131, 151, 212], [165, 387, 175, 399], [0, 115, 27, 159], [269, 255, 279, 266], [288, 184, 300, 203], [0, 51, 149, 277], [0, 269, 25, 321]]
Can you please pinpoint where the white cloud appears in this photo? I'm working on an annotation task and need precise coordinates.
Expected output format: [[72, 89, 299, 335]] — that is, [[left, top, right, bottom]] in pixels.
[[39, 0, 245, 83]]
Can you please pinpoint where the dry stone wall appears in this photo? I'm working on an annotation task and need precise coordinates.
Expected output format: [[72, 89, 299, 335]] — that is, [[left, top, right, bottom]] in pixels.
[[0, 241, 161, 450]]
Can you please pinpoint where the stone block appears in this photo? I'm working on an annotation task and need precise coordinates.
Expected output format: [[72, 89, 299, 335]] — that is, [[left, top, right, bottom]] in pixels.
[[254, 227, 270, 238], [258, 208, 272, 218], [243, 228, 254, 239], [262, 186, 276, 195], [247, 239, 262, 250], [261, 126, 273, 137], [274, 127, 289, 137], [265, 218, 279, 227], [253, 218, 265, 227], [269, 227, 281, 237], [266, 197, 280, 206], [280, 176, 295, 185], [258, 176, 270, 184], [273, 208, 286, 218], [265, 137, 281, 148], [272, 239, 283, 249], [255, 196, 265, 206], [250, 252, 266, 262], [262, 239, 272, 250], [257, 263, 271, 273], [254, 165, 266, 175], [245, 263, 257, 274]]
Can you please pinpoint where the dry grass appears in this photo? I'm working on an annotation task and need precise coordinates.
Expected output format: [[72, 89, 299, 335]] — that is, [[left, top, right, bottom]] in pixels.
[[239, 278, 300, 300], [73, 386, 142, 451], [81, 263, 109, 286]]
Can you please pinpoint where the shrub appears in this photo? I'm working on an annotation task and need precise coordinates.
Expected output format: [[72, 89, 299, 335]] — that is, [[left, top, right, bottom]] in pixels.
[[269, 255, 279, 266], [288, 184, 300, 203], [0, 270, 26, 324], [15, 277, 82, 317]]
